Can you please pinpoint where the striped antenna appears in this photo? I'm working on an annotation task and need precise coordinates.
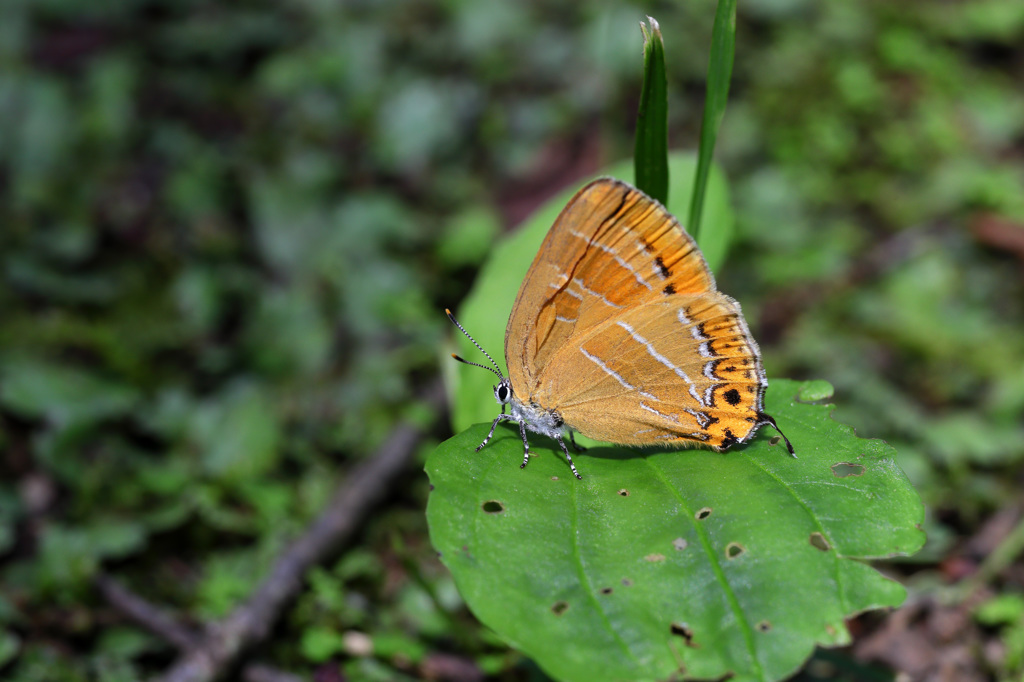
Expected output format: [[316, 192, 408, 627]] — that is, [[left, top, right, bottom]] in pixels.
[[445, 309, 505, 379]]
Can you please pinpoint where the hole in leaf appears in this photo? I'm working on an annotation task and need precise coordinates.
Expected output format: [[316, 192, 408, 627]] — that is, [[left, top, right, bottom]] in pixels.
[[672, 537, 688, 551], [551, 601, 569, 616], [644, 553, 666, 563], [551, 476, 559, 481], [809, 532, 831, 552], [695, 507, 712, 520], [757, 620, 772, 633], [770, 436, 780, 446], [725, 542, 745, 559], [481, 500, 504, 514], [618, 489, 630, 497], [600, 587, 613, 595], [670, 623, 697, 648], [831, 462, 865, 477], [621, 578, 633, 587]]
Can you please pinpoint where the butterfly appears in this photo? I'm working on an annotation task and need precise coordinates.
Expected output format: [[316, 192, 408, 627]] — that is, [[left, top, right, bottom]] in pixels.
[[448, 177, 793, 479]]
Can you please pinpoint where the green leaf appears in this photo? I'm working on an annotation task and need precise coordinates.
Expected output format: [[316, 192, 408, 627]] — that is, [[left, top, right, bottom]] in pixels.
[[301, 626, 347, 663], [195, 547, 265, 619], [427, 379, 924, 682], [189, 381, 281, 483], [447, 153, 733, 435], [436, 204, 502, 268], [634, 17, 669, 204], [0, 630, 19, 668], [96, 627, 160, 659], [245, 283, 333, 377], [371, 631, 428, 663], [689, 0, 736, 246], [32, 520, 146, 598], [975, 593, 1024, 625], [0, 357, 138, 427]]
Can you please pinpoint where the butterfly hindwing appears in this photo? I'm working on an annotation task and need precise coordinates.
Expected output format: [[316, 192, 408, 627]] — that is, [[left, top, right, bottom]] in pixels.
[[532, 293, 767, 448]]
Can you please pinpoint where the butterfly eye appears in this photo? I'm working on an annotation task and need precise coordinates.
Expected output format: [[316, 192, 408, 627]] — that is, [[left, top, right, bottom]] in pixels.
[[495, 384, 510, 403]]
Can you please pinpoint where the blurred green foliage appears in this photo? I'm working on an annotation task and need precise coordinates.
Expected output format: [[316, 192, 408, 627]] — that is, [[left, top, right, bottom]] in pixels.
[[1, 0, 1022, 680]]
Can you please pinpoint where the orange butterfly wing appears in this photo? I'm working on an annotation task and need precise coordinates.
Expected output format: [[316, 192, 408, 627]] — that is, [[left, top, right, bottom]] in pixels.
[[504, 178, 767, 449]]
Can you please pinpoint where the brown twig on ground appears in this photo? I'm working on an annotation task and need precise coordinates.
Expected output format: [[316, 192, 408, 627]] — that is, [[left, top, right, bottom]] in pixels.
[[97, 572, 304, 682], [152, 380, 444, 682], [96, 572, 200, 650]]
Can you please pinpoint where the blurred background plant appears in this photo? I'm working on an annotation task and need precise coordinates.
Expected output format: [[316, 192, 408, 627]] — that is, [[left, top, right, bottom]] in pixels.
[[1, 1, 1022, 680]]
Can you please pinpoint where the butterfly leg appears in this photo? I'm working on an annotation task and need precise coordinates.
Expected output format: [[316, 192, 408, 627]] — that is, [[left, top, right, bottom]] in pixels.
[[518, 420, 532, 470], [568, 431, 587, 452], [555, 434, 583, 480], [476, 413, 513, 452]]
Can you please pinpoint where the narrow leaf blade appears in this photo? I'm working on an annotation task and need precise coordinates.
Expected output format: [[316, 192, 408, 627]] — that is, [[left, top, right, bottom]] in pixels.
[[633, 17, 669, 204], [688, 0, 736, 246]]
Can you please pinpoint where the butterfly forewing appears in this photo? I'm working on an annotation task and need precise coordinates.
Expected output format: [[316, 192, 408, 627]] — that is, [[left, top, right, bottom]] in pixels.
[[505, 179, 715, 394], [504, 178, 768, 449]]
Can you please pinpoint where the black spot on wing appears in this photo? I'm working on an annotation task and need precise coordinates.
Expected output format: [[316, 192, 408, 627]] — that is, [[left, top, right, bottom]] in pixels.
[[663, 283, 676, 295], [724, 388, 741, 406], [654, 256, 671, 278]]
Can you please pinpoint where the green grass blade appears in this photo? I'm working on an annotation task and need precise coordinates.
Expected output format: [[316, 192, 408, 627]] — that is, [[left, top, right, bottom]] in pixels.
[[688, 0, 736, 245], [633, 17, 669, 204]]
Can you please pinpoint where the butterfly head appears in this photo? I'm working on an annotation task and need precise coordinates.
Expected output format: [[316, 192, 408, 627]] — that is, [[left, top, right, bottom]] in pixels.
[[493, 378, 513, 407]]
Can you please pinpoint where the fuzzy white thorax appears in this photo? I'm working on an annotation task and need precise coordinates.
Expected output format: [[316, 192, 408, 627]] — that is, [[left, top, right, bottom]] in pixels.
[[509, 395, 566, 439]]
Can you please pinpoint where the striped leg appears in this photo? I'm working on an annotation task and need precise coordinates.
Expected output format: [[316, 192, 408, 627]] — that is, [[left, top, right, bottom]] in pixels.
[[556, 434, 583, 480], [568, 431, 586, 452], [518, 420, 532, 470], [476, 413, 513, 452]]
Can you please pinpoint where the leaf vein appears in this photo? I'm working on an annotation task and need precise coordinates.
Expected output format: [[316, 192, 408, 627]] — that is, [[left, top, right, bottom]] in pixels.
[[740, 453, 849, 614], [644, 457, 767, 681], [569, 478, 644, 668]]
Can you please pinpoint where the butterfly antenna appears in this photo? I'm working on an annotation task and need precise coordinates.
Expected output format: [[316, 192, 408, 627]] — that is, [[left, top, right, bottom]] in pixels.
[[445, 308, 505, 379], [450, 354, 503, 379]]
